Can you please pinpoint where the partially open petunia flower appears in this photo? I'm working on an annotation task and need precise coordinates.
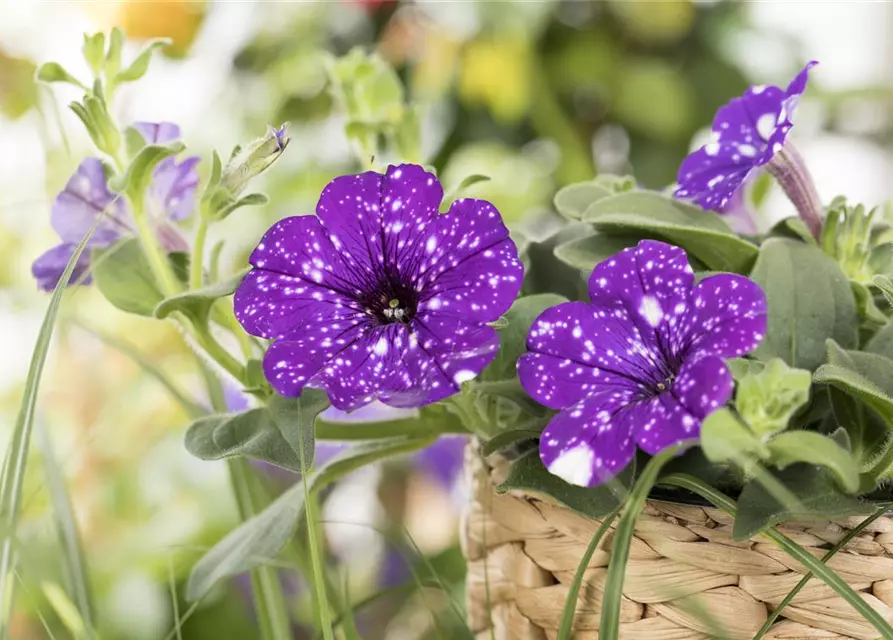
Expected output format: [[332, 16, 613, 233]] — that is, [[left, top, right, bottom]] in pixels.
[[675, 62, 823, 238], [234, 163, 523, 411], [519, 240, 767, 487], [31, 121, 199, 291]]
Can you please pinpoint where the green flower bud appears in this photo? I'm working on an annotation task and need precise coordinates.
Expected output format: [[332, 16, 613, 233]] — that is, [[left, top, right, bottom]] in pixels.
[[218, 123, 290, 198]]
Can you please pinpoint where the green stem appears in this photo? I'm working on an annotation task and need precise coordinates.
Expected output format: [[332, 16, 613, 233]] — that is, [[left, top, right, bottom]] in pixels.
[[557, 507, 619, 640], [190, 217, 209, 290], [599, 446, 683, 639], [130, 198, 181, 297], [660, 473, 893, 640], [227, 458, 294, 640], [179, 314, 245, 384], [299, 428, 335, 640]]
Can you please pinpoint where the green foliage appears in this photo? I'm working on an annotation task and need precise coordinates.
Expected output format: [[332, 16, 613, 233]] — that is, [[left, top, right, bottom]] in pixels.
[[582, 190, 758, 272], [552, 175, 636, 221], [553, 232, 637, 274], [186, 435, 436, 602], [267, 390, 330, 472], [700, 408, 768, 464], [735, 359, 812, 437], [92, 239, 187, 316], [496, 449, 631, 519], [110, 141, 185, 201], [480, 294, 567, 382], [154, 269, 247, 325], [36, 62, 86, 89], [110, 39, 169, 89], [185, 408, 305, 472], [0, 214, 103, 637], [82, 32, 106, 77], [732, 465, 869, 540], [520, 224, 589, 300], [751, 239, 858, 371]]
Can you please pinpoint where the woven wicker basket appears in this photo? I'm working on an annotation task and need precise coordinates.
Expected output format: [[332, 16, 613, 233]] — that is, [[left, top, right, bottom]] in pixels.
[[460, 442, 893, 640]]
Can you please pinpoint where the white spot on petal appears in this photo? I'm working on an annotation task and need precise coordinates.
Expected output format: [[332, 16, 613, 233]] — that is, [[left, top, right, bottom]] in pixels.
[[453, 369, 476, 385], [547, 444, 594, 487], [756, 113, 776, 141], [639, 295, 663, 328]]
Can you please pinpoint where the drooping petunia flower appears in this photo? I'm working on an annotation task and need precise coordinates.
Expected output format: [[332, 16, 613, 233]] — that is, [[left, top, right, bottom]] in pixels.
[[675, 62, 824, 238], [518, 240, 767, 487], [234, 163, 524, 411], [31, 121, 199, 291]]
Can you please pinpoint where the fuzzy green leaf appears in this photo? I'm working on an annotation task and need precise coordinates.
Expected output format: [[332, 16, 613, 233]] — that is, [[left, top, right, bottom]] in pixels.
[[110, 141, 185, 199], [553, 232, 636, 273], [751, 239, 858, 371], [814, 341, 893, 429], [267, 390, 330, 471], [112, 39, 169, 85], [699, 407, 765, 464], [732, 465, 869, 539], [582, 191, 759, 273], [735, 358, 812, 437], [93, 239, 165, 316], [767, 431, 860, 493], [154, 269, 246, 324], [553, 182, 613, 221], [497, 449, 632, 519], [36, 62, 85, 88], [184, 408, 303, 473]]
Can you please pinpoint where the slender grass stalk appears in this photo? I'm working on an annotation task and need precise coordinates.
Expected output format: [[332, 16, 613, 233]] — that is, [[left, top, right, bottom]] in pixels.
[[0, 212, 105, 640], [167, 558, 184, 640], [661, 473, 893, 640], [556, 507, 619, 640], [598, 446, 684, 640], [300, 442, 335, 640], [204, 370, 292, 640], [36, 418, 94, 638], [228, 458, 294, 640], [752, 502, 893, 640]]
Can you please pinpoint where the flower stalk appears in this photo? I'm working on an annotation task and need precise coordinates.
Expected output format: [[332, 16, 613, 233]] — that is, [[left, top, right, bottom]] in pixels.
[[768, 141, 824, 240]]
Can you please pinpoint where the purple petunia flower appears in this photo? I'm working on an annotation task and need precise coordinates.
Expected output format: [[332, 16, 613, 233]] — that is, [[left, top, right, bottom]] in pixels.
[[675, 62, 822, 237], [519, 240, 767, 487], [234, 163, 524, 411], [31, 122, 200, 291]]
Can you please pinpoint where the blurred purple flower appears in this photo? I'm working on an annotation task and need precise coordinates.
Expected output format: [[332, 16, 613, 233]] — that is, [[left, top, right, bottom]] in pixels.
[[675, 62, 816, 212], [31, 122, 199, 291]]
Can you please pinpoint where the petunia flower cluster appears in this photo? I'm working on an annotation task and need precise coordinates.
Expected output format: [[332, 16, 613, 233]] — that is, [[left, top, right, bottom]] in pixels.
[[32, 121, 199, 291]]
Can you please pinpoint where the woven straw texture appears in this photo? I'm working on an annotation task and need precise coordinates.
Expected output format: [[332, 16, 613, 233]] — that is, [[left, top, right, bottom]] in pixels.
[[461, 443, 893, 640]]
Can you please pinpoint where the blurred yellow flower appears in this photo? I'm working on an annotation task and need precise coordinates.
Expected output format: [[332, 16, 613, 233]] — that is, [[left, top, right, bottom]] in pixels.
[[459, 35, 531, 124], [84, 0, 206, 57]]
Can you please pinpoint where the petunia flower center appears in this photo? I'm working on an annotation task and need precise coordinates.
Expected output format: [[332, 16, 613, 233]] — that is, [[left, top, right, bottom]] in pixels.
[[360, 276, 418, 326]]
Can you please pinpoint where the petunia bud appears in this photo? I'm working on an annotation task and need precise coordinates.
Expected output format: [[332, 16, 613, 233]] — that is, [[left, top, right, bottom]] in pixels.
[[218, 123, 289, 199]]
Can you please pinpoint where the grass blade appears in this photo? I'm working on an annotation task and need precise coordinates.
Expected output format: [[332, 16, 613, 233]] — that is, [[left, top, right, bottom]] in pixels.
[[0, 213, 105, 640], [661, 473, 893, 640], [752, 502, 893, 640], [228, 458, 294, 640], [301, 447, 334, 640], [598, 446, 683, 640], [556, 507, 619, 640], [204, 368, 293, 640], [36, 418, 94, 637]]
